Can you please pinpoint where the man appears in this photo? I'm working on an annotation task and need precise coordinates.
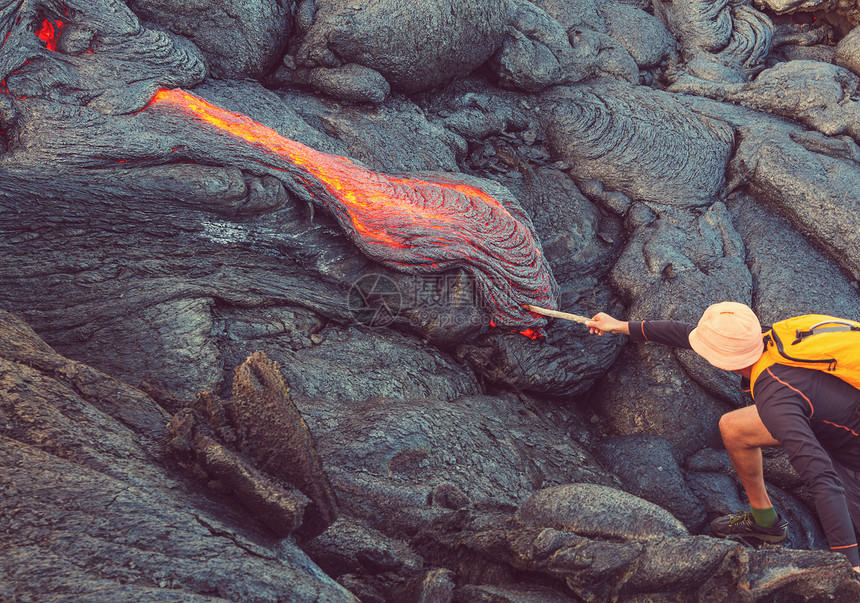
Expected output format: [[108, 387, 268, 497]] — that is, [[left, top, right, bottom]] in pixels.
[[587, 301, 860, 572]]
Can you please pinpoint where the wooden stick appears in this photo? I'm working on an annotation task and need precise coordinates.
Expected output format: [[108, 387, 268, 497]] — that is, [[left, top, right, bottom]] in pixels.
[[524, 304, 591, 325]]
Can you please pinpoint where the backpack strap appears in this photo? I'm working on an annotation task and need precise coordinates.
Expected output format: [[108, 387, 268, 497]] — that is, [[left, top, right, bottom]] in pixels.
[[749, 332, 777, 400], [793, 320, 860, 344]]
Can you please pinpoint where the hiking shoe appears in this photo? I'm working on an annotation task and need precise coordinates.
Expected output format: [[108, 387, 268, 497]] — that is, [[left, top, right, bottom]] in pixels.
[[710, 511, 789, 543]]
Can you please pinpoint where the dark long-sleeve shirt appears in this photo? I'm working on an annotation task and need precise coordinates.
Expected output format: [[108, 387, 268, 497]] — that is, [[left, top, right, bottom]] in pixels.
[[629, 320, 860, 566]]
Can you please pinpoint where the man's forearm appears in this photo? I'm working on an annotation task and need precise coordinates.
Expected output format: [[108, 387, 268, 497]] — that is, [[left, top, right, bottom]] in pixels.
[[627, 320, 695, 349]]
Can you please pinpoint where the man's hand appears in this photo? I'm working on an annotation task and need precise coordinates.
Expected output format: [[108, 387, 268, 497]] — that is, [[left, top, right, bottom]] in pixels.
[[854, 565, 860, 574], [586, 312, 630, 336]]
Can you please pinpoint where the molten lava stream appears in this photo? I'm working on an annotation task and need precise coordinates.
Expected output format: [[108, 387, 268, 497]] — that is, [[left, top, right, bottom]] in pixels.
[[147, 89, 558, 330]]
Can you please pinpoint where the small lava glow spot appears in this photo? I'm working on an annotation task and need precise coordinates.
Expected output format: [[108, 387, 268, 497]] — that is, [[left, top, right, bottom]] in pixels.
[[518, 328, 543, 340]]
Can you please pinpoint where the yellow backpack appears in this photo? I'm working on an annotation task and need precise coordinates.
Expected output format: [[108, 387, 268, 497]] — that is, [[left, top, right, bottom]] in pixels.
[[750, 314, 860, 399]]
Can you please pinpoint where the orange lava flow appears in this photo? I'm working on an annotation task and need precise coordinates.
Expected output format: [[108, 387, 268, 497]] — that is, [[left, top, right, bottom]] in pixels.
[[147, 88, 558, 329], [149, 89, 511, 249]]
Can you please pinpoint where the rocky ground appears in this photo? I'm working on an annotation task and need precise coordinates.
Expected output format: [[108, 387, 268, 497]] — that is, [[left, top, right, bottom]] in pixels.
[[3, 0, 860, 601]]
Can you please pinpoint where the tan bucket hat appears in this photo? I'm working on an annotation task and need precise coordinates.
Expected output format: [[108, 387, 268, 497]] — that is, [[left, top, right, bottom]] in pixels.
[[689, 302, 764, 370]]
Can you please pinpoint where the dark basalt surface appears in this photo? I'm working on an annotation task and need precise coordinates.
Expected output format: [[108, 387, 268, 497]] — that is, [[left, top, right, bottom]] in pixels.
[[4, 0, 860, 601]]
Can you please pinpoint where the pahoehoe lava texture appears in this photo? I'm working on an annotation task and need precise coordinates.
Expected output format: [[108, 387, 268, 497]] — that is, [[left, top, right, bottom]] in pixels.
[[540, 81, 735, 207]]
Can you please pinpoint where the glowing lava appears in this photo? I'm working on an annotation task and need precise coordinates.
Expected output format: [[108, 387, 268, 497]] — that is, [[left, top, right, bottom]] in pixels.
[[147, 89, 558, 330], [36, 17, 65, 52], [518, 328, 542, 340]]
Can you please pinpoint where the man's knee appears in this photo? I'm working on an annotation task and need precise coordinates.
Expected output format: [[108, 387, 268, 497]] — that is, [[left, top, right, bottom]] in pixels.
[[719, 411, 743, 446], [718, 406, 776, 449]]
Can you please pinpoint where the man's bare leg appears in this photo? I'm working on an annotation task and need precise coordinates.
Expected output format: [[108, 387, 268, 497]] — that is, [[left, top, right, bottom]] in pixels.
[[718, 405, 780, 508]]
